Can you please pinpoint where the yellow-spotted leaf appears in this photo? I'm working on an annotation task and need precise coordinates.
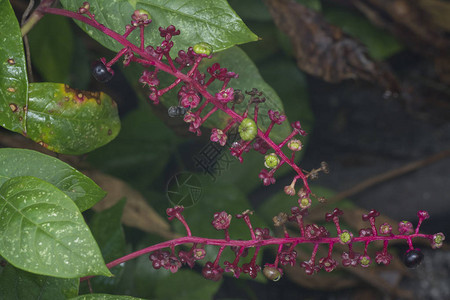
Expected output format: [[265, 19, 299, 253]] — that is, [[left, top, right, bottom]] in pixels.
[[0, 176, 112, 278], [25, 83, 120, 154]]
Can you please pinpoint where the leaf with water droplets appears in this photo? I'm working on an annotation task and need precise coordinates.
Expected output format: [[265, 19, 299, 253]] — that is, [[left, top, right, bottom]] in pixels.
[[0, 0, 28, 133], [0, 148, 105, 212], [0, 264, 79, 299], [0, 176, 112, 278], [25, 83, 120, 155]]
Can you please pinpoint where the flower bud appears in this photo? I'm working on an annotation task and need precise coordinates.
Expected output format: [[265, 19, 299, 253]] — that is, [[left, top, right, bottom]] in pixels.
[[264, 153, 280, 169], [287, 139, 302, 151], [338, 230, 353, 244]]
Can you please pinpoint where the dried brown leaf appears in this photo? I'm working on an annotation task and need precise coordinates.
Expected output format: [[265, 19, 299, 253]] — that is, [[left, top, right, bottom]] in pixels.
[[264, 0, 399, 93]]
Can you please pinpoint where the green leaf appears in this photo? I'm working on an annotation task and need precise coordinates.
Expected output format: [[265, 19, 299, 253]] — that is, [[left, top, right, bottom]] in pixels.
[[0, 264, 79, 300], [0, 0, 28, 133], [28, 14, 75, 83], [90, 199, 126, 262], [71, 295, 145, 300], [0, 148, 105, 212], [60, 0, 258, 54], [154, 269, 221, 300], [26, 82, 120, 155], [87, 104, 182, 191], [0, 176, 112, 278]]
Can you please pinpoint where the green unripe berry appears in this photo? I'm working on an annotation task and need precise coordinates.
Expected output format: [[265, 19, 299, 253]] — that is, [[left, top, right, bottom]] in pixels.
[[193, 42, 213, 56], [239, 118, 257, 141], [264, 153, 279, 169]]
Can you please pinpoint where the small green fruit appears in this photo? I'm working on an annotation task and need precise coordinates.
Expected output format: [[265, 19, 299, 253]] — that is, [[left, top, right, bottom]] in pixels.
[[193, 42, 213, 56], [239, 118, 257, 141]]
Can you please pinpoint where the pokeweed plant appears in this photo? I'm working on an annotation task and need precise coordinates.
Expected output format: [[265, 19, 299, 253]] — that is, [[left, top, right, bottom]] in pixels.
[[0, 0, 445, 299]]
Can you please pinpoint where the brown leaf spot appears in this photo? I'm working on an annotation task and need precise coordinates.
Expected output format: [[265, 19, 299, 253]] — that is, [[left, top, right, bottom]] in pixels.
[[9, 103, 18, 112], [64, 85, 101, 102], [7, 58, 15, 65], [7, 87, 16, 93], [107, 129, 112, 135]]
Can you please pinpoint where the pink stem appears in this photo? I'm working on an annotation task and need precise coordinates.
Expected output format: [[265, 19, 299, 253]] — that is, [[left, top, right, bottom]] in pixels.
[[213, 246, 226, 267], [40, 6, 311, 195], [158, 78, 182, 96], [140, 25, 145, 50], [278, 129, 299, 149], [265, 121, 275, 137], [333, 217, 342, 234], [327, 242, 334, 257], [175, 214, 191, 237], [369, 217, 378, 236], [310, 243, 319, 262], [106, 47, 128, 67], [200, 106, 218, 125]]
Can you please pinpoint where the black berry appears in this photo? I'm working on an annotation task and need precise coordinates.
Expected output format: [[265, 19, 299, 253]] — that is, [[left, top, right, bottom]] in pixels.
[[91, 61, 113, 83], [168, 106, 188, 117], [403, 249, 424, 268]]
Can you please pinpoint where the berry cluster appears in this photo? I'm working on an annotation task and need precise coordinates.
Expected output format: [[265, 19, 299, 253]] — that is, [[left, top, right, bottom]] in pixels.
[[42, 2, 321, 204], [84, 206, 444, 282], [40, 3, 446, 283]]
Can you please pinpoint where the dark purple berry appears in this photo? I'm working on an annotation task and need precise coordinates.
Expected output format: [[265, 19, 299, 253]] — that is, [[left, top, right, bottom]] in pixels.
[[168, 106, 188, 117], [91, 61, 113, 83], [403, 249, 424, 268]]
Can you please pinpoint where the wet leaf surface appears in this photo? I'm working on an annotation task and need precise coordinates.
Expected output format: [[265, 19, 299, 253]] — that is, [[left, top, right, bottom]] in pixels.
[[26, 83, 120, 155], [0, 176, 111, 278], [0, 148, 105, 212], [0, 0, 28, 133]]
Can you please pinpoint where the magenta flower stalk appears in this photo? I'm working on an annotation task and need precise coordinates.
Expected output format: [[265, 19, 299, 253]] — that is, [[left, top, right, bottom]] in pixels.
[[38, 2, 315, 199], [79, 207, 443, 282], [35, 3, 446, 283]]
